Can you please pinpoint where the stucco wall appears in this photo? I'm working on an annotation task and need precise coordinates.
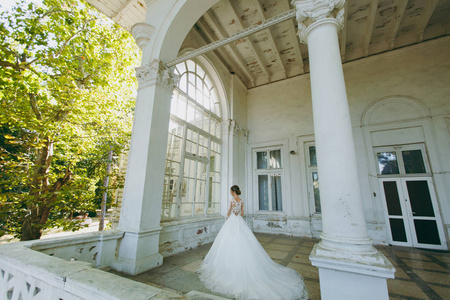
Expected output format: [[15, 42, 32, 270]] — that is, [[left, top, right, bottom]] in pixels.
[[246, 36, 450, 244]]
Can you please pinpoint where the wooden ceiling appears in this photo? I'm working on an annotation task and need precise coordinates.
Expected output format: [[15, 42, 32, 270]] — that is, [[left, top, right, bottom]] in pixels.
[[87, 0, 450, 88]]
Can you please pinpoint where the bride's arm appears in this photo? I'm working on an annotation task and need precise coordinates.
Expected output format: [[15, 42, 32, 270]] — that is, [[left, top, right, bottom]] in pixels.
[[240, 202, 244, 217], [227, 202, 232, 218]]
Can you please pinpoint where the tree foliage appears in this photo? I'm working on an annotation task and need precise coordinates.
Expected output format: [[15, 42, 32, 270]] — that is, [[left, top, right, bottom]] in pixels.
[[0, 0, 140, 240]]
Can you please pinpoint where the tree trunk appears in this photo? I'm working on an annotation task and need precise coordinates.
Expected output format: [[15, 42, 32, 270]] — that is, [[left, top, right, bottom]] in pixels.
[[21, 165, 73, 241]]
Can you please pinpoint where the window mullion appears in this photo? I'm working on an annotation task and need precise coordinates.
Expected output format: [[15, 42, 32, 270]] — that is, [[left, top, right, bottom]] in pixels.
[[191, 131, 200, 216], [204, 137, 212, 216], [175, 124, 188, 218]]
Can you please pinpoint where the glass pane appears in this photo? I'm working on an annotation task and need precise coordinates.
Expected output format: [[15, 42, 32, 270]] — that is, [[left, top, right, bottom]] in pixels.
[[170, 93, 178, 115], [198, 145, 208, 159], [406, 180, 435, 217], [187, 104, 196, 123], [414, 220, 441, 245], [202, 114, 210, 132], [382, 181, 402, 216], [389, 218, 407, 242], [180, 203, 192, 217], [402, 150, 426, 174], [195, 203, 204, 216], [258, 175, 269, 210], [309, 146, 317, 167], [271, 174, 283, 211], [215, 153, 221, 172], [269, 150, 282, 169], [186, 60, 195, 72], [377, 152, 399, 175], [179, 74, 187, 93], [210, 119, 215, 135], [216, 120, 222, 137], [257, 152, 267, 169], [177, 96, 187, 120], [312, 172, 321, 213]]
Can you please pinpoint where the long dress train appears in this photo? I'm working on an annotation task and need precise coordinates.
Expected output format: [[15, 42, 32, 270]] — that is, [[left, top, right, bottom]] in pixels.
[[198, 199, 308, 300]]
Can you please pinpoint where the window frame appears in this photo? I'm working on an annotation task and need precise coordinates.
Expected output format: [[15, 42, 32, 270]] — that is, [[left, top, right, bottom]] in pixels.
[[253, 146, 286, 213], [161, 60, 222, 221], [305, 142, 321, 215], [373, 144, 431, 178]]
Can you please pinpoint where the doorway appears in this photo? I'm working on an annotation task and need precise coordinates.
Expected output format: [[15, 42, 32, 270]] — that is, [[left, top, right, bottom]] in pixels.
[[375, 144, 446, 250]]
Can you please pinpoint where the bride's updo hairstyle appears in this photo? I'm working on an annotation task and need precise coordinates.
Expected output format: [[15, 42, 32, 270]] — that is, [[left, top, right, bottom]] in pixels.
[[230, 185, 241, 195]]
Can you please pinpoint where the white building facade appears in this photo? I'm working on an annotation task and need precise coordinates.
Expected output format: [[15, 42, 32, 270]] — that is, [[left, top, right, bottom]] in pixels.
[[1, 0, 449, 299]]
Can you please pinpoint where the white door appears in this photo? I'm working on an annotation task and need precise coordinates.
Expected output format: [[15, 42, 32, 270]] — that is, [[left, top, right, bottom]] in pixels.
[[376, 145, 447, 250]]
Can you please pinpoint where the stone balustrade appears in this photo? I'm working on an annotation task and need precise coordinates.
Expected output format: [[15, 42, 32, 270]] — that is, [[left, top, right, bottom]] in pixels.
[[0, 230, 176, 299]]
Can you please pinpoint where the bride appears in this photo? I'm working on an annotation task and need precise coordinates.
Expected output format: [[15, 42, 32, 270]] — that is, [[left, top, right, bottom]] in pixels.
[[198, 185, 308, 300]]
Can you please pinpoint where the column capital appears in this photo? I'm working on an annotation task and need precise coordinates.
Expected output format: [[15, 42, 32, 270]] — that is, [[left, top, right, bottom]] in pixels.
[[131, 23, 154, 51], [291, 0, 346, 44], [135, 59, 179, 91]]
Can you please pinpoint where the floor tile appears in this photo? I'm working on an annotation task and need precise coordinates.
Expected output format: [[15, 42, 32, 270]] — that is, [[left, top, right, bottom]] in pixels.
[[296, 247, 313, 255], [394, 251, 432, 261], [393, 267, 411, 280], [429, 284, 450, 299], [181, 259, 203, 272], [287, 262, 319, 281], [402, 258, 448, 272], [291, 253, 310, 264], [302, 241, 317, 247], [304, 280, 321, 300], [387, 279, 430, 299], [264, 243, 295, 252], [414, 269, 450, 285], [273, 238, 299, 245], [266, 249, 289, 260], [433, 255, 450, 265]]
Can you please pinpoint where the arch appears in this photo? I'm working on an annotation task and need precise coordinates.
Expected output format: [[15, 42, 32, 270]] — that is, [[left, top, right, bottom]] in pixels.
[[143, 0, 219, 64], [361, 95, 430, 126], [178, 47, 230, 121]]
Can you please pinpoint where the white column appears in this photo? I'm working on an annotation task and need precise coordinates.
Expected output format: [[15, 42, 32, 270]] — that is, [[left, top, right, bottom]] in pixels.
[[111, 24, 177, 275], [292, 1, 395, 299]]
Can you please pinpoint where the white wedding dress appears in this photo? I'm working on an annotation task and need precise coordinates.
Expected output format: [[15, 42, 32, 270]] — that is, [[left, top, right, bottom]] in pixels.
[[198, 199, 308, 300]]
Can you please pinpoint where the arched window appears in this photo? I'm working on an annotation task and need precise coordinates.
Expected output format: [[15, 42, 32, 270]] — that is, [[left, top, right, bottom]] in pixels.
[[162, 60, 222, 219]]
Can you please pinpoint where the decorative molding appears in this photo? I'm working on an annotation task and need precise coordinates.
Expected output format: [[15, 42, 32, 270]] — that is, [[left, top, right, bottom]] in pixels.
[[131, 23, 154, 51], [166, 9, 296, 68], [361, 95, 430, 126], [135, 59, 178, 91], [223, 119, 248, 137], [291, 0, 346, 44]]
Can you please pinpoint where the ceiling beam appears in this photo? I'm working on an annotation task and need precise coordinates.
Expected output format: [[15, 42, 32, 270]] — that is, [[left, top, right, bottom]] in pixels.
[[201, 12, 256, 86], [364, 0, 379, 57], [111, 0, 135, 22], [388, 0, 408, 49], [193, 21, 251, 87], [254, 1, 287, 79], [167, 8, 296, 67], [340, 0, 348, 61], [225, 0, 270, 81], [279, 0, 304, 73], [416, 0, 439, 42]]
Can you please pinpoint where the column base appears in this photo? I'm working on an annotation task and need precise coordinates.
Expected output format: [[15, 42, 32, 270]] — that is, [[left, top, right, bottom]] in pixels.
[[310, 243, 395, 300], [111, 228, 163, 275]]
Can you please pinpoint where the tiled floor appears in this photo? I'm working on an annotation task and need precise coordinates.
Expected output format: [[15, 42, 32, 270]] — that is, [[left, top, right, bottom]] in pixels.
[[110, 233, 450, 299]]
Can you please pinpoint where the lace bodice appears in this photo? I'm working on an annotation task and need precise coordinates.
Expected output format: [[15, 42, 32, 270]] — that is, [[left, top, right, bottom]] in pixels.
[[230, 198, 243, 215]]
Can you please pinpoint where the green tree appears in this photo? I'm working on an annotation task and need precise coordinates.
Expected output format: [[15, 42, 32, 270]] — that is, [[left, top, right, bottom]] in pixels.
[[0, 0, 140, 240]]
